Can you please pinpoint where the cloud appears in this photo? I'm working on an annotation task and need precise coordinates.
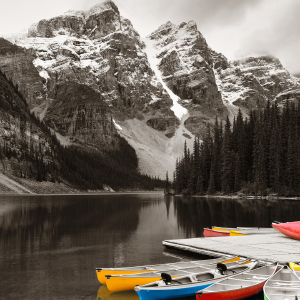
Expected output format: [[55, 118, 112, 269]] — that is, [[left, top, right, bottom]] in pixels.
[[110, 0, 263, 36], [230, 0, 300, 73]]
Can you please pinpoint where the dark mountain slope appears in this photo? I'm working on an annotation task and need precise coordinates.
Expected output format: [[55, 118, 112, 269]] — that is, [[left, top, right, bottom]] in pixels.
[[0, 69, 163, 191]]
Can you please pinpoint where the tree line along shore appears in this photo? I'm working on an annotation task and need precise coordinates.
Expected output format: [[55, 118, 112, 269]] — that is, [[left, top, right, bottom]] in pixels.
[[166, 101, 300, 197]]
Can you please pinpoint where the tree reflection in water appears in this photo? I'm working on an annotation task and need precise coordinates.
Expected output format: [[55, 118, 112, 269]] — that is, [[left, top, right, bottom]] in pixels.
[[172, 196, 300, 236], [0, 194, 299, 300]]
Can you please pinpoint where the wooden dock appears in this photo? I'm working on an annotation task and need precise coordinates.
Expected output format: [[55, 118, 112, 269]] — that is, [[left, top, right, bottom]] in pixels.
[[163, 232, 300, 264]]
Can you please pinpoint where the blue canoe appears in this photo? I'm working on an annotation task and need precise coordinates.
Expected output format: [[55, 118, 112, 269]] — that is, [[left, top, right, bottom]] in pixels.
[[134, 261, 257, 300]]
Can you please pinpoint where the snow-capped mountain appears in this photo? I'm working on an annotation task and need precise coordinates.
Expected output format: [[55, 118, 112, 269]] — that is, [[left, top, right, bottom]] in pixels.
[[214, 55, 300, 119], [0, 1, 183, 178], [0, 0, 299, 180], [146, 21, 299, 125], [146, 21, 228, 137]]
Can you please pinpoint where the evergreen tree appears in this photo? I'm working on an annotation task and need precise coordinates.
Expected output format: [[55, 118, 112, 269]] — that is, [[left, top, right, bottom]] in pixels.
[[208, 118, 222, 193], [221, 116, 234, 193]]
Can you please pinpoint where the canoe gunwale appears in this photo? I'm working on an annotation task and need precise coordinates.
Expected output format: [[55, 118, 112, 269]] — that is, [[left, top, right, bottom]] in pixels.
[[136, 263, 254, 291], [106, 261, 248, 292], [135, 278, 216, 292], [198, 276, 267, 295], [104, 257, 245, 279], [198, 264, 277, 295], [95, 256, 234, 271]]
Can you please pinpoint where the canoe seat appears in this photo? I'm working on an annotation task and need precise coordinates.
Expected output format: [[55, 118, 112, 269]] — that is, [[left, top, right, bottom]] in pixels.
[[174, 277, 192, 284], [195, 273, 215, 281]]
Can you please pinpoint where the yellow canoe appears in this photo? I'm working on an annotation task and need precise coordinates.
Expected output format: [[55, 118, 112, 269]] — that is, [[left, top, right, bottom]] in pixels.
[[212, 227, 246, 236], [105, 257, 242, 292], [106, 274, 180, 292], [230, 230, 246, 236], [212, 226, 274, 236], [212, 227, 236, 232], [290, 262, 300, 279], [96, 269, 157, 285], [96, 256, 237, 284], [289, 262, 300, 271]]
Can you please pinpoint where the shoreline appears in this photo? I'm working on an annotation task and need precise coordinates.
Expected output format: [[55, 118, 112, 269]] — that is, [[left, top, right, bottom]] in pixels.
[[169, 194, 300, 201], [0, 190, 164, 197], [0, 171, 165, 196]]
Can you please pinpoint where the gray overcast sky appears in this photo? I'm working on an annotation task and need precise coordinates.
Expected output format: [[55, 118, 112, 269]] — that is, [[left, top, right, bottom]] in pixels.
[[0, 0, 299, 73]]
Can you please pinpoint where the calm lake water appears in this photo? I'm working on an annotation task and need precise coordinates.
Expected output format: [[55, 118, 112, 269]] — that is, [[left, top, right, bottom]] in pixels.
[[0, 193, 300, 300]]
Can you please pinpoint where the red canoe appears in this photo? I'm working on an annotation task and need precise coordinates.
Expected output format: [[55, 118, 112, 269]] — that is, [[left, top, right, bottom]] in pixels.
[[272, 221, 300, 240], [203, 228, 230, 237], [196, 263, 277, 300]]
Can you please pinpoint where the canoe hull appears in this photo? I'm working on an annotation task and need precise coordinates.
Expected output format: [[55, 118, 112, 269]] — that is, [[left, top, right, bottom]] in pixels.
[[272, 222, 300, 240], [203, 228, 230, 237], [136, 282, 214, 300], [197, 281, 265, 300]]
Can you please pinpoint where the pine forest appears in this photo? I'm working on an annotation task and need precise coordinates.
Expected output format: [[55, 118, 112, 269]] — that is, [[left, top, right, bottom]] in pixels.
[[171, 102, 300, 196]]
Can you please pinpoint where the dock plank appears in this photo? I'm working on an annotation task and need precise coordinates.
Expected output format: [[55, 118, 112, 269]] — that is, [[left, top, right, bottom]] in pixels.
[[163, 232, 300, 264]]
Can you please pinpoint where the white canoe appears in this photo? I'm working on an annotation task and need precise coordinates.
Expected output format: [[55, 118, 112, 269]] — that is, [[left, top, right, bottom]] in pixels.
[[264, 266, 300, 300], [134, 261, 257, 300], [197, 263, 277, 300]]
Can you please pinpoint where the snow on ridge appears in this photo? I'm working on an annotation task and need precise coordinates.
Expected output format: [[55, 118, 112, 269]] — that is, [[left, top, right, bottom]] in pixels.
[[143, 37, 187, 121], [33, 58, 54, 70], [38, 70, 50, 80], [113, 119, 122, 130], [33, 58, 52, 81]]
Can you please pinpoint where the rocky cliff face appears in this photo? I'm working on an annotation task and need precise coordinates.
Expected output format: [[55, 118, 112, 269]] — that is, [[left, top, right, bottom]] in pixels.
[[0, 38, 46, 111], [0, 70, 54, 179], [147, 21, 300, 126], [214, 55, 300, 118], [0, 1, 176, 155], [44, 81, 117, 150], [146, 21, 228, 137]]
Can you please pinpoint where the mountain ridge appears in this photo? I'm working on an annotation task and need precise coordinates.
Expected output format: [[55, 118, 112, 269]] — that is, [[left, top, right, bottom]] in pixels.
[[0, 0, 299, 184]]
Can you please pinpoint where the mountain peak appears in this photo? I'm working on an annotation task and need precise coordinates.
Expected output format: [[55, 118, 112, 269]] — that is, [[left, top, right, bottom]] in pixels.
[[87, 0, 120, 17], [187, 20, 197, 31], [157, 21, 174, 31], [61, 1, 119, 18], [147, 21, 174, 38], [63, 10, 85, 17], [28, 0, 121, 39], [148, 19, 201, 42]]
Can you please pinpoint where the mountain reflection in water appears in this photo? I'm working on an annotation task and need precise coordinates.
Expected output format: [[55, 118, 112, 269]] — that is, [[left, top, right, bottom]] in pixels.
[[0, 194, 299, 299]]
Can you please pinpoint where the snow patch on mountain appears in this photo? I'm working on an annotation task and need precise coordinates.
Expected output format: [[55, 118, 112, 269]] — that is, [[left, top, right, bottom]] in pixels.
[[113, 119, 122, 131], [143, 35, 194, 165], [143, 37, 187, 120], [213, 68, 242, 121]]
